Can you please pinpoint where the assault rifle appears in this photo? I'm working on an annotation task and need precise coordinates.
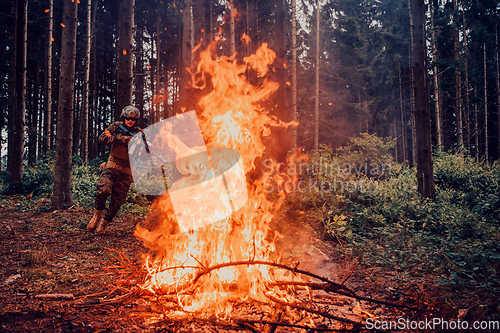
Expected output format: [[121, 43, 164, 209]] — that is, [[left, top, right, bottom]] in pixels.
[[116, 123, 166, 164], [117, 122, 169, 192]]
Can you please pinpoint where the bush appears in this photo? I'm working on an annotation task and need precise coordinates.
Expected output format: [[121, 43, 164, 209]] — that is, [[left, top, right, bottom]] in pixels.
[[297, 135, 500, 290], [1, 153, 150, 216]]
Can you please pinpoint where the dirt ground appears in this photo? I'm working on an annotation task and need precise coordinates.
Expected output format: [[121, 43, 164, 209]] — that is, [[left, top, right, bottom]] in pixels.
[[0, 196, 498, 332]]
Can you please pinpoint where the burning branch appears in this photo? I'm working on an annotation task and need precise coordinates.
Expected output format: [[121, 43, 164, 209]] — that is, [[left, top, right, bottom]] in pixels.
[[266, 294, 363, 327], [190, 259, 355, 295], [269, 281, 425, 311]]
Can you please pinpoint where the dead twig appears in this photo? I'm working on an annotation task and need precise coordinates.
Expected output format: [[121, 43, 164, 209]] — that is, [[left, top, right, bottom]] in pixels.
[[34, 294, 75, 300], [339, 250, 362, 285], [191, 260, 355, 295], [266, 294, 364, 327], [269, 281, 425, 311], [234, 319, 365, 332]]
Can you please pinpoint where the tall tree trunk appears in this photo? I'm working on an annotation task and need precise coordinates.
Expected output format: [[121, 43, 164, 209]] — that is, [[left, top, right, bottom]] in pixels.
[[116, 0, 135, 118], [291, 0, 297, 150], [30, 61, 41, 162], [194, 0, 206, 47], [247, 0, 258, 54], [136, 27, 145, 128], [43, 0, 53, 156], [90, 0, 98, 160], [229, 1, 235, 56], [179, 0, 193, 111], [313, 0, 320, 150], [52, 0, 78, 208], [73, 77, 81, 157], [484, 42, 489, 162], [430, 1, 442, 150], [8, 0, 27, 193], [474, 84, 479, 160], [391, 119, 397, 160], [496, 17, 500, 162], [156, 4, 161, 121], [7, 3, 17, 173], [408, 0, 416, 166], [150, 46, 156, 122], [412, 0, 435, 199], [463, 8, 470, 152], [81, 0, 92, 165], [399, 64, 406, 163], [270, 0, 288, 162], [454, 0, 463, 151]]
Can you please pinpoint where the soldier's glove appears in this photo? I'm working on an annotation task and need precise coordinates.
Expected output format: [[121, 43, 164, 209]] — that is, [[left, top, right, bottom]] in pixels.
[[116, 133, 132, 144]]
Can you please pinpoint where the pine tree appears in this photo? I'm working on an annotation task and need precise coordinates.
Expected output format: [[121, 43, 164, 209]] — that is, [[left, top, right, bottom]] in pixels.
[[52, 0, 78, 208], [412, 0, 435, 199]]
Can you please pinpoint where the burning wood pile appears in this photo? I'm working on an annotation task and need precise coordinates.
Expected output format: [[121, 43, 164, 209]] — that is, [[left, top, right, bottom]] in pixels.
[[101, 42, 425, 331]]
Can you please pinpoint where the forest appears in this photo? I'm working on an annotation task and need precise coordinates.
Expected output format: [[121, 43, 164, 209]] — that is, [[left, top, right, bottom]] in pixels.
[[0, 0, 500, 331]]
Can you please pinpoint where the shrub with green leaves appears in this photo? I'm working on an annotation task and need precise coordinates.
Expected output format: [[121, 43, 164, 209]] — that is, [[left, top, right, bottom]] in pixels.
[[296, 135, 500, 290], [1, 153, 150, 216]]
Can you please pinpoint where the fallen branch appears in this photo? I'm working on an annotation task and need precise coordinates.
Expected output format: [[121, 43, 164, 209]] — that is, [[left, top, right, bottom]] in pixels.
[[234, 319, 365, 332], [266, 294, 364, 327], [35, 294, 75, 300], [339, 251, 362, 285], [191, 260, 355, 295], [269, 281, 425, 311]]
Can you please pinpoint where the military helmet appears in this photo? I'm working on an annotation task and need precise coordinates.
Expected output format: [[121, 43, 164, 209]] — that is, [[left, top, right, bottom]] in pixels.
[[121, 105, 140, 120]]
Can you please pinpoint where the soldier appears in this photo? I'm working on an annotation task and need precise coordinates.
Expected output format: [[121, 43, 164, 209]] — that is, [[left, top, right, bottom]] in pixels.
[[87, 105, 142, 234]]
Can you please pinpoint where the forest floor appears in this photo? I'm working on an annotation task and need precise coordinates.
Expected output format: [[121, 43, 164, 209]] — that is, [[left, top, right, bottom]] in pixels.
[[0, 195, 498, 332]]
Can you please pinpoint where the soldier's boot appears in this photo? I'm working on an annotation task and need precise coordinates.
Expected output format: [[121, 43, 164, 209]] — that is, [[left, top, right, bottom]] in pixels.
[[87, 210, 102, 232], [96, 219, 111, 234]]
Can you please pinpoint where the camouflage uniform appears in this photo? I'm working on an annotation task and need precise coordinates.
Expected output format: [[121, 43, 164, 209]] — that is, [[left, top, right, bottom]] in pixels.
[[95, 121, 142, 222]]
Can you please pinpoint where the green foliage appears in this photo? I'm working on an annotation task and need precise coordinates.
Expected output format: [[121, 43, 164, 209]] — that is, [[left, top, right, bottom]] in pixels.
[[297, 136, 500, 290], [71, 163, 100, 210], [21, 155, 56, 197], [1, 154, 150, 216], [336, 133, 395, 176]]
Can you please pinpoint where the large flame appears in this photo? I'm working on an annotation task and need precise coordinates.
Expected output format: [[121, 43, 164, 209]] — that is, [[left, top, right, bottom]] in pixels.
[[135, 42, 301, 317]]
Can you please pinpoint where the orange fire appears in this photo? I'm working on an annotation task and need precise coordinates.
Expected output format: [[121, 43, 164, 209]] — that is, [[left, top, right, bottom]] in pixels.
[[135, 42, 302, 318]]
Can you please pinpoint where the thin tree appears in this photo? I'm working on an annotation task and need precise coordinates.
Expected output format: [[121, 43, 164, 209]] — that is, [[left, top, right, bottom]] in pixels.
[[314, 0, 320, 150], [454, 0, 463, 151], [408, 0, 416, 165], [43, 0, 54, 156], [81, 0, 92, 165], [496, 16, 500, 162], [7, 2, 17, 172], [463, 7, 470, 152], [229, 0, 235, 56], [52, 0, 78, 208], [179, 0, 193, 111], [156, 2, 161, 121], [89, 0, 98, 159], [8, 0, 27, 193], [273, 0, 287, 161], [247, 0, 258, 54], [291, 0, 297, 150], [430, 0, 442, 150], [483, 42, 488, 162], [411, 0, 435, 199], [136, 27, 145, 128], [116, 0, 135, 118], [474, 83, 479, 160], [399, 64, 406, 163]]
